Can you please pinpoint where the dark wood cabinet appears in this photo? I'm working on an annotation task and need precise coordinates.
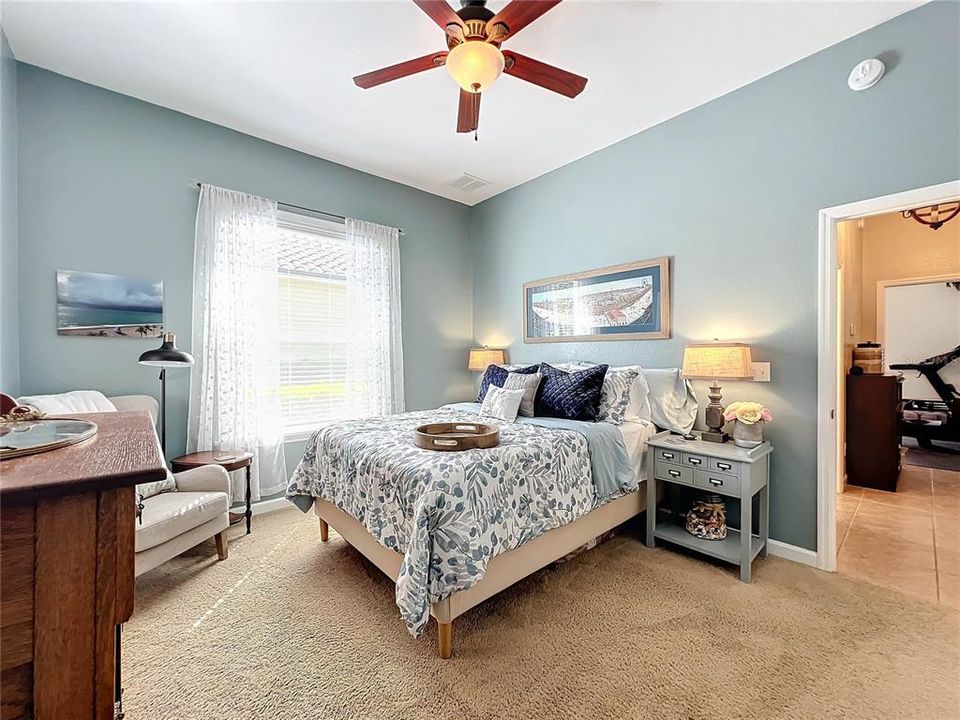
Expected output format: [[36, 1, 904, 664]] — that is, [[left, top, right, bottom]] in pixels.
[[1, 412, 166, 720], [846, 373, 903, 492]]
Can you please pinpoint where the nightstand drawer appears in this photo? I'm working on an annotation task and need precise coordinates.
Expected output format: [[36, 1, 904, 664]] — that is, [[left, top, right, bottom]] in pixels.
[[654, 447, 682, 464], [681, 452, 708, 469], [655, 461, 693, 485], [708, 457, 740, 477], [694, 469, 741, 496]]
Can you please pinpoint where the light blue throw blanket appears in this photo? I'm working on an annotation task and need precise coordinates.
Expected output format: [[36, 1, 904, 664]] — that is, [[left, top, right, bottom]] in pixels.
[[445, 402, 636, 502]]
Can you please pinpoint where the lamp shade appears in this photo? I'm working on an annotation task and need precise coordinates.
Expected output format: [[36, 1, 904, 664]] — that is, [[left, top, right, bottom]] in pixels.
[[468, 347, 506, 372], [138, 333, 195, 367], [682, 342, 753, 380], [446, 40, 505, 94]]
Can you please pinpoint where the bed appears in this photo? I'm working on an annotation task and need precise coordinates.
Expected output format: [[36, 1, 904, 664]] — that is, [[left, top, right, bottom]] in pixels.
[[286, 369, 696, 658]]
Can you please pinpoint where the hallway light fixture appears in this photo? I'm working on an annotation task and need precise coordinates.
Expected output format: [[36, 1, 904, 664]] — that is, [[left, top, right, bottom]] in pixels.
[[902, 202, 960, 231]]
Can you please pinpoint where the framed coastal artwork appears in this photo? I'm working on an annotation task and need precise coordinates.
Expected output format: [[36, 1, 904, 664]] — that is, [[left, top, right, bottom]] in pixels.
[[523, 256, 671, 343], [57, 270, 164, 338]]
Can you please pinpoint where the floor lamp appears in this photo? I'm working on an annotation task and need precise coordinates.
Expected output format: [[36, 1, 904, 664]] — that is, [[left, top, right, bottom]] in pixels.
[[137, 332, 195, 455], [123, 332, 193, 718]]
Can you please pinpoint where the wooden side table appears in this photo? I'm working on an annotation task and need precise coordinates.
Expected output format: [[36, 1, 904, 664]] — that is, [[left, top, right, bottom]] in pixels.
[[170, 451, 255, 535]]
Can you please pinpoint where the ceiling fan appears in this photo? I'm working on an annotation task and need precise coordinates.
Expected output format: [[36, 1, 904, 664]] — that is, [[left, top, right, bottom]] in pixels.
[[353, 0, 587, 138]]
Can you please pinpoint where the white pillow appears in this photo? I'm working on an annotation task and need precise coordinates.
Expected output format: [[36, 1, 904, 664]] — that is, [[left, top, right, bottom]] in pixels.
[[643, 368, 699, 434], [503, 371, 541, 418], [17, 390, 117, 415], [479, 385, 525, 422], [624, 369, 652, 422]]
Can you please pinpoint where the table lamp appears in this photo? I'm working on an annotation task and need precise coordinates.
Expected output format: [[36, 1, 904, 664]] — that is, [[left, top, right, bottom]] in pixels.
[[468, 347, 507, 372], [138, 333, 194, 454], [682, 341, 754, 443]]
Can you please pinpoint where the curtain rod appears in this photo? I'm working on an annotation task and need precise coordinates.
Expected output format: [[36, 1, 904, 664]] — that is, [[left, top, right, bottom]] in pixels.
[[189, 181, 404, 235]]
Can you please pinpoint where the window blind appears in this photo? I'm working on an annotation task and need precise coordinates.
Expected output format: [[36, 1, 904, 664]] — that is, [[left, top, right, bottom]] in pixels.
[[276, 217, 354, 435]]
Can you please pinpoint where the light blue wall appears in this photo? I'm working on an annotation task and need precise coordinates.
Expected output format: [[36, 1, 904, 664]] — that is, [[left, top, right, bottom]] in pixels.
[[0, 30, 18, 395], [470, 1, 960, 550], [15, 65, 473, 460]]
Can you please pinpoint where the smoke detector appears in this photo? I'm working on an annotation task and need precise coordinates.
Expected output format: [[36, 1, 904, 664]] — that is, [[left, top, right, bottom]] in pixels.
[[848, 59, 884, 91]]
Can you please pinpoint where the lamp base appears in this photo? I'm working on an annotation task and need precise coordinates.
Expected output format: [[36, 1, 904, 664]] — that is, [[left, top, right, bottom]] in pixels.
[[700, 429, 729, 444]]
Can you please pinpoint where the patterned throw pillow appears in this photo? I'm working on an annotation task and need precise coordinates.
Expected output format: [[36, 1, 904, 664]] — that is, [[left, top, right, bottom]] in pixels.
[[597, 367, 640, 425], [479, 385, 525, 422], [476, 363, 539, 403], [535, 363, 609, 421], [503, 371, 541, 418]]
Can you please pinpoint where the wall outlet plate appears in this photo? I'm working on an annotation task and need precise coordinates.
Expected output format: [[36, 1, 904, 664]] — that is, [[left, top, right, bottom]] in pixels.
[[752, 362, 771, 382]]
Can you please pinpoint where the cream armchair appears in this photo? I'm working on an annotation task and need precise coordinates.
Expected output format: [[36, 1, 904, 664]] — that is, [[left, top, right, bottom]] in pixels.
[[16, 390, 231, 576]]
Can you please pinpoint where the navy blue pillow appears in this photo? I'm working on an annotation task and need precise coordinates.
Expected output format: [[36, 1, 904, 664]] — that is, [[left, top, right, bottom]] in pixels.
[[535, 363, 609, 421], [476, 364, 539, 403]]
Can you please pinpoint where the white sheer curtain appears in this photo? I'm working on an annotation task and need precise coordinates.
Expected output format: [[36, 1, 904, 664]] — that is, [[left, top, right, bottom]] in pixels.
[[344, 218, 405, 416], [188, 184, 287, 501]]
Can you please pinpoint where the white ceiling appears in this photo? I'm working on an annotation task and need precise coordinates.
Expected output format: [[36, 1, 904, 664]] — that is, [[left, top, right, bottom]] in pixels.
[[3, 0, 922, 206]]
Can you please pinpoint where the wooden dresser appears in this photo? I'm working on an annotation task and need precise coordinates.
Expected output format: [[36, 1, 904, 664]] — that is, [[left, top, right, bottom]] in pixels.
[[1, 412, 166, 720], [846, 373, 904, 492]]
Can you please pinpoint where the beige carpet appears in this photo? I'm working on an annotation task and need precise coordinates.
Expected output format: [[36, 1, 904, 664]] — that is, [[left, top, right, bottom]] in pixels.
[[127, 508, 959, 720]]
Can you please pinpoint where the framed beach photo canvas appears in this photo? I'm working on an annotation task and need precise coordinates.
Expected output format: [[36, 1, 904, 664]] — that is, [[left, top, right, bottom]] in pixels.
[[57, 270, 164, 338], [523, 257, 671, 343]]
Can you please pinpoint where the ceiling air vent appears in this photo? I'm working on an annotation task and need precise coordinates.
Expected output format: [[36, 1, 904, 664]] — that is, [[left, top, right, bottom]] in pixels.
[[445, 173, 491, 193]]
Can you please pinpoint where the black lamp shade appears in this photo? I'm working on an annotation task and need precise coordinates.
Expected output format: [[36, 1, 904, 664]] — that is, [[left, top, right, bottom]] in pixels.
[[138, 333, 194, 367]]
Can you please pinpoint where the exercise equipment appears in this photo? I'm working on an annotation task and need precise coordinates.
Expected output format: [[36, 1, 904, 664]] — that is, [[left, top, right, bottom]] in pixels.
[[890, 345, 960, 447]]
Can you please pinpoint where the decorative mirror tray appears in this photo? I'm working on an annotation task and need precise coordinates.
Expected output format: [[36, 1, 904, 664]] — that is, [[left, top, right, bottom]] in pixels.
[[0, 418, 98, 460], [414, 422, 499, 452]]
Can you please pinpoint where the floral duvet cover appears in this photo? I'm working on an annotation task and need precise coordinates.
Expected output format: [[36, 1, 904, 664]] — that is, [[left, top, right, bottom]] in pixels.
[[286, 406, 632, 636]]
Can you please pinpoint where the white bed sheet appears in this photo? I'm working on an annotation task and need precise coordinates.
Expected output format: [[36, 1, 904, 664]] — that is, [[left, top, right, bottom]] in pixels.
[[619, 418, 657, 483]]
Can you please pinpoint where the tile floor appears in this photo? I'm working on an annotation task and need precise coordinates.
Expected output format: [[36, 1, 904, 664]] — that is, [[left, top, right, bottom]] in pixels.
[[838, 463, 960, 607]]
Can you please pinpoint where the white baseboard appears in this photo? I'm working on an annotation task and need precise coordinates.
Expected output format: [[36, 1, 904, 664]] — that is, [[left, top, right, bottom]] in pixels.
[[230, 497, 293, 518], [767, 539, 818, 567]]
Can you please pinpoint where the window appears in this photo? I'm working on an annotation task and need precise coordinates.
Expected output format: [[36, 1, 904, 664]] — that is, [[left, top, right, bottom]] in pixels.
[[276, 211, 351, 437]]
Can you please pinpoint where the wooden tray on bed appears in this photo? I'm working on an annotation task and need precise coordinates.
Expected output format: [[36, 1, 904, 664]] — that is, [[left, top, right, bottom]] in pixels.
[[414, 422, 499, 452]]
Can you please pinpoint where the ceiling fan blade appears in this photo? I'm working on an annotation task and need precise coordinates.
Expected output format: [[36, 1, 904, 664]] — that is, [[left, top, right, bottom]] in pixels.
[[354, 52, 447, 89], [503, 51, 587, 98], [412, 0, 465, 32], [487, 0, 561, 41], [457, 89, 480, 133]]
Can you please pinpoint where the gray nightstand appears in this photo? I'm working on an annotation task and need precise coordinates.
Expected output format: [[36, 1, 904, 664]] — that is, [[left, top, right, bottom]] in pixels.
[[645, 432, 773, 582]]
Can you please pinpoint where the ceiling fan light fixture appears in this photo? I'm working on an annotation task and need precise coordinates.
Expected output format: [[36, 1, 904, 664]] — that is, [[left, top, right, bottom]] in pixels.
[[446, 40, 504, 93]]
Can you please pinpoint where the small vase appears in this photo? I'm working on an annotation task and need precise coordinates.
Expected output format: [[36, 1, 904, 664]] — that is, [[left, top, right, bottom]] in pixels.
[[732, 420, 763, 448]]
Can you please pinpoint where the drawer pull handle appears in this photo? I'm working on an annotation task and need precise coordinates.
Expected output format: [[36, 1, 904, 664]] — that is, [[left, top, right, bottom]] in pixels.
[[717, 462, 732, 471], [668, 470, 681, 478], [662, 452, 675, 460], [688, 458, 702, 465], [708, 478, 724, 486]]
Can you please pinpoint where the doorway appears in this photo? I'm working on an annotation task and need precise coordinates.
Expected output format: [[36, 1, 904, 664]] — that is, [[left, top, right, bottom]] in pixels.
[[816, 180, 960, 581]]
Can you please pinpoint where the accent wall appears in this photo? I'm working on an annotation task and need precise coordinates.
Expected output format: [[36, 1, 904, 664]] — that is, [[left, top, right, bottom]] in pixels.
[[469, 1, 960, 550]]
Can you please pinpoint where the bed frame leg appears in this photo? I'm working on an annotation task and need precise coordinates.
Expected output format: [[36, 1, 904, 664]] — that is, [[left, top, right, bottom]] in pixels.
[[319, 518, 329, 542], [437, 621, 453, 659]]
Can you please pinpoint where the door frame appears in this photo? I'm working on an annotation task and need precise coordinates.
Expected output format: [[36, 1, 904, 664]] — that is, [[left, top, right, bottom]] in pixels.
[[816, 180, 960, 571]]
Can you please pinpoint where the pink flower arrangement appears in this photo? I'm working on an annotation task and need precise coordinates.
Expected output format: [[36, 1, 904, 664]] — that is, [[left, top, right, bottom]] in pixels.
[[723, 401, 773, 425]]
